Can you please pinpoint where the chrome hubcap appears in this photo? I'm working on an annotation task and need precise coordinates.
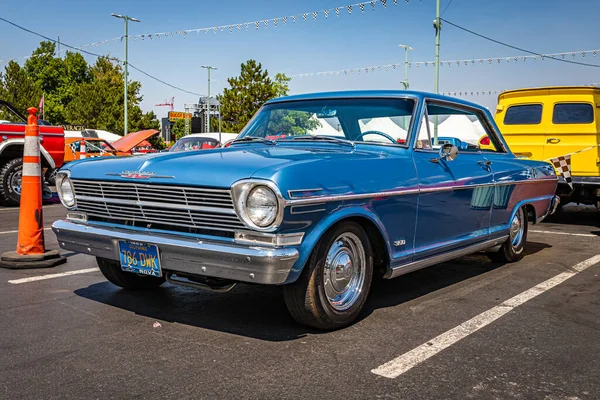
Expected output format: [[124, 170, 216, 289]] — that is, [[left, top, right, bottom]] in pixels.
[[323, 232, 366, 311], [510, 208, 525, 247], [10, 170, 22, 195]]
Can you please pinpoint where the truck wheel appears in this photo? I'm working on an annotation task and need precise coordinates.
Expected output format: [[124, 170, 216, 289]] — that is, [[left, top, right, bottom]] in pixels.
[[97, 258, 165, 290], [283, 221, 373, 330], [491, 206, 528, 263], [0, 157, 23, 206]]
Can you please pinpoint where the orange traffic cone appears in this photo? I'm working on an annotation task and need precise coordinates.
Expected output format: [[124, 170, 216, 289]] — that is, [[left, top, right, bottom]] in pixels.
[[0, 108, 66, 269], [79, 139, 86, 159]]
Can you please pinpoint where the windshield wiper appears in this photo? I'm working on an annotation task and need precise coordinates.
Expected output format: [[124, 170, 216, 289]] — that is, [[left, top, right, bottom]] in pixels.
[[292, 135, 355, 147], [230, 136, 277, 146]]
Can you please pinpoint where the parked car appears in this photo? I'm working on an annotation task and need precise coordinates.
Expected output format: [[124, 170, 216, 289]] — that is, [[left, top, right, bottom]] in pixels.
[[169, 132, 239, 152], [493, 86, 600, 208], [0, 100, 65, 205], [52, 91, 559, 329]]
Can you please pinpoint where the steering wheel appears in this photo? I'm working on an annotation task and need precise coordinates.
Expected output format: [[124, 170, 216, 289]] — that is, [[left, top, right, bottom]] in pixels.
[[354, 130, 397, 144]]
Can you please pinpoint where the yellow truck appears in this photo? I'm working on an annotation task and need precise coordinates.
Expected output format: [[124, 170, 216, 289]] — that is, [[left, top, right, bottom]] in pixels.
[[494, 86, 600, 208]]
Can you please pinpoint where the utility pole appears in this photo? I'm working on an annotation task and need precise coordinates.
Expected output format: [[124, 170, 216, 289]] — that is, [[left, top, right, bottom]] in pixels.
[[433, 0, 441, 145], [399, 44, 413, 90], [112, 13, 141, 137], [57, 35, 61, 58], [200, 65, 217, 133]]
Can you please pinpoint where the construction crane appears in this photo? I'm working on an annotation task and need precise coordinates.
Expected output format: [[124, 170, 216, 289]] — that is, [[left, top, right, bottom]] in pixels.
[[155, 96, 175, 112]]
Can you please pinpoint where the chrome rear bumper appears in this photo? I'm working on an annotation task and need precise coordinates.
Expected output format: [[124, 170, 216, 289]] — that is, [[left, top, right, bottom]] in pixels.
[[51, 220, 299, 285]]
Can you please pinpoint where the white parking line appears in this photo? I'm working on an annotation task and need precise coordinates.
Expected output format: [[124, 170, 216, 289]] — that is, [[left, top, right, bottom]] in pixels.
[[529, 230, 597, 238], [8, 268, 99, 284], [0, 227, 52, 235], [371, 254, 600, 379]]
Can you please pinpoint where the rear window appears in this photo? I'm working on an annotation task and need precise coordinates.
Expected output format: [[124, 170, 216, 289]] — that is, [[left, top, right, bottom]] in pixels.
[[504, 104, 542, 125], [552, 103, 594, 124]]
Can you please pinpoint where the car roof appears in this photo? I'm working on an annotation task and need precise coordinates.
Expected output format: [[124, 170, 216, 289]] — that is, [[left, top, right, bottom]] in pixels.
[[266, 90, 487, 111], [499, 85, 600, 96]]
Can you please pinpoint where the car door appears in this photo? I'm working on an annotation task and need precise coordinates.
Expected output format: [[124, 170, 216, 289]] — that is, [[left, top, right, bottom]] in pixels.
[[412, 101, 494, 260]]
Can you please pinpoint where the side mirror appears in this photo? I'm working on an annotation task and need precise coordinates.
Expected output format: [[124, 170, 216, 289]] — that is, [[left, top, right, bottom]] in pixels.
[[439, 143, 459, 161]]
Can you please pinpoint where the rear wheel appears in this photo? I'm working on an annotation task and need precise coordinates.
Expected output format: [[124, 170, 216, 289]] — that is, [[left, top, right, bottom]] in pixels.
[[0, 157, 23, 206], [283, 221, 373, 330], [97, 258, 165, 290], [491, 206, 528, 263]]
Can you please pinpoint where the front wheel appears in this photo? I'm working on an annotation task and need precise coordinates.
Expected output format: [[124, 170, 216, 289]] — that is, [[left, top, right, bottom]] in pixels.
[[97, 258, 165, 290], [491, 206, 528, 263], [283, 221, 374, 330], [0, 157, 23, 206]]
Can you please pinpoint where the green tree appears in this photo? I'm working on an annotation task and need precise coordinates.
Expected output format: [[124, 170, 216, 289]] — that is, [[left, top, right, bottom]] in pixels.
[[171, 118, 188, 140], [217, 60, 279, 133], [0, 61, 42, 120], [64, 57, 157, 134], [217, 61, 316, 135], [273, 73, 291, 97], [0, 41, 157, 134]]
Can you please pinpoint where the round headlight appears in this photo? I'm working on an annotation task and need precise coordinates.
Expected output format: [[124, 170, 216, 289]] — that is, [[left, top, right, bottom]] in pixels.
[[57, 175, 75, 208], [246, 186, 278, 227]]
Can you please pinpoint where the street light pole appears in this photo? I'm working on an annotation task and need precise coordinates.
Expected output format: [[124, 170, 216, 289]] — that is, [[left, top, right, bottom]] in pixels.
[[434, 0, 441, 94], [112, 13, 140, 137], [433, 0, 441, 145], [200, 65, 217, 133], [398, 44, 413, 90]]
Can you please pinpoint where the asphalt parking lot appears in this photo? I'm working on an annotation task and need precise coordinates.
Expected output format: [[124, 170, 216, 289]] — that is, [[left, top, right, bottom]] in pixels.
[[1, 204, 599, 399]]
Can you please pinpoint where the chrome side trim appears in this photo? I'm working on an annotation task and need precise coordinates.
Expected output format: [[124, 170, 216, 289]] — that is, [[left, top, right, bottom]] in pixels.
[[285, 188, 420, 206], [285, 179, 556, 206], [386, 236, 508, 279]]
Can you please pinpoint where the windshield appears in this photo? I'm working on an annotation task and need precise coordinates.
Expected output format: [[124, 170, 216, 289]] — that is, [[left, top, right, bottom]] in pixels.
[[238, 98, 415, 145]]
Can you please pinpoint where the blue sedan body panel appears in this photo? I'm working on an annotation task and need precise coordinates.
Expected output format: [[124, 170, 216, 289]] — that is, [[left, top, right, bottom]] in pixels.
[[60, 90, 558, 285]]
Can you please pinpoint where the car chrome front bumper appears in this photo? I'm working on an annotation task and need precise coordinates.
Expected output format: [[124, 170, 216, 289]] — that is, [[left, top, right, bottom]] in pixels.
[[51, 220, 299, 285]]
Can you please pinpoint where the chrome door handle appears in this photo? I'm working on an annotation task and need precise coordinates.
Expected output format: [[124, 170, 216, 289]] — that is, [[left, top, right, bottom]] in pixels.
[[478, 160, 492, 170], [547, 138, 561, 143]]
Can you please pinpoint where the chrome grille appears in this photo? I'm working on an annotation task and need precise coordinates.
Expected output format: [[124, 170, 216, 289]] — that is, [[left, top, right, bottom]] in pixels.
[[71, 180, 245, 232]]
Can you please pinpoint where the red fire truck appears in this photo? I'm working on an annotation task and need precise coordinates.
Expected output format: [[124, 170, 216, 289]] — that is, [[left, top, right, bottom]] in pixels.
[[0, 100, 65, 206]]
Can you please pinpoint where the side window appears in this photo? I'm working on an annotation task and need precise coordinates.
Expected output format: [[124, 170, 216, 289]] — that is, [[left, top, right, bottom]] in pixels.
[[553, 103, 594, 124], [425, 103, 502, 152], [504, 104, 542, 125]]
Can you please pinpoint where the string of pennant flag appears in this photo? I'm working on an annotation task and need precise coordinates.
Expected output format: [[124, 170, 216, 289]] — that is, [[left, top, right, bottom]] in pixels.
[[0, 0, 409, 65], [288, 49, 600, 78], [79, 0, 408, 49]]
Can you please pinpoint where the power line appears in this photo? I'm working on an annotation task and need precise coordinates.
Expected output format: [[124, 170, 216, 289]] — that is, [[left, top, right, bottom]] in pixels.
[[0, 16, 203, 96], [441, 0, 455, 16], [441, 18, 600, 68]]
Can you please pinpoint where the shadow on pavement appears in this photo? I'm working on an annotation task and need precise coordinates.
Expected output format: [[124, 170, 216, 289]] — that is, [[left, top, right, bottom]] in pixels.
[[74, 241, 551, 342], [542, 205, 599, 228]]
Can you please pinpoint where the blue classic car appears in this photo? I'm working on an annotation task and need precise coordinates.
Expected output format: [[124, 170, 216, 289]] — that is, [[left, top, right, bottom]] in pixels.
[[52, 91, 559, 329]]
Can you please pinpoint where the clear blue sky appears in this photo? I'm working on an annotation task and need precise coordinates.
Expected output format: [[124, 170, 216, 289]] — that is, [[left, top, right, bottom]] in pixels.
[[2, 0, 599, 119]]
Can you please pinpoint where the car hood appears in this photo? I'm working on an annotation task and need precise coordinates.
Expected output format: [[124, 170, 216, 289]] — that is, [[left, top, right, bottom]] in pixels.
[[65, 143, 413, 192], [110, 129, 160, 152]]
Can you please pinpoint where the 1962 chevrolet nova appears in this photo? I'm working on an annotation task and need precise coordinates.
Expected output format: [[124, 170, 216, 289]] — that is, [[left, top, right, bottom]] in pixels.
[[52, 91, 559, 329]]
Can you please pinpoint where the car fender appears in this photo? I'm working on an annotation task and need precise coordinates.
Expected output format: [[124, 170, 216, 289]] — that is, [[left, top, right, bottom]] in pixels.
[[0, 138, 56, 169], [285, 205, 392, 284]]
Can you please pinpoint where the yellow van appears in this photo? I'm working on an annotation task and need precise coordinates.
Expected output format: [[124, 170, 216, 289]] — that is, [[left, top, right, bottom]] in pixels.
[[494, 86, 600, 208]]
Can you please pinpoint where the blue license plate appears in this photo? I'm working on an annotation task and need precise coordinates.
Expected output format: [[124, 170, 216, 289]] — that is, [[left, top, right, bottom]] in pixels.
[[118, 240, 162, 277]]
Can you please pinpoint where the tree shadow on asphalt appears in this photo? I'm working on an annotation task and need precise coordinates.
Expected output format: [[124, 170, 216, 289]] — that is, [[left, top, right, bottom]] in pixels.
[[74, 241, 551, 342]]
